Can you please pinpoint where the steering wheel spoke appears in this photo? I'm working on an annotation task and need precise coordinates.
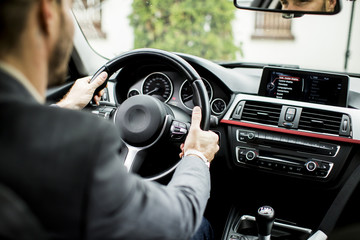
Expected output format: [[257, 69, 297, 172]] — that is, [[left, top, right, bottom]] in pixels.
[[123, 144, 148, 173]]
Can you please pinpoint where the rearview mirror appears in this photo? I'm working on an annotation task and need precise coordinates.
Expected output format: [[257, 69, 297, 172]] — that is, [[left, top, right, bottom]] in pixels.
[[234, 0, 340, 15]]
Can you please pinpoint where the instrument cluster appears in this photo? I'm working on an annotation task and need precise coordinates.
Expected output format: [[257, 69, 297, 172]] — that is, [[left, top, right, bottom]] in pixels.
[[125, 71, 228, 116]]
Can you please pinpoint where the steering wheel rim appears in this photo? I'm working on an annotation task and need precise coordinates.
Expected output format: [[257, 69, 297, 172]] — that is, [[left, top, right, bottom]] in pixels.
[[90, 48, 211, 180]]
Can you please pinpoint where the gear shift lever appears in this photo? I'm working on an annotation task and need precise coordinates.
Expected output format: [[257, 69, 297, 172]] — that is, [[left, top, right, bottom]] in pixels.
[[256, 206, 275, 240]]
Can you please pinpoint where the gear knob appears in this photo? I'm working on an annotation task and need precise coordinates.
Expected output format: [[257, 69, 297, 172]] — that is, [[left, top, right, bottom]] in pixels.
[[256, 206, 275, 240]]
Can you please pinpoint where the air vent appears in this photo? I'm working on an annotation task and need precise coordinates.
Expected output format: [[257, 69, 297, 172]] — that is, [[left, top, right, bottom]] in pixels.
[[241, 101, 282, 126], [299, 108, 343, 135]]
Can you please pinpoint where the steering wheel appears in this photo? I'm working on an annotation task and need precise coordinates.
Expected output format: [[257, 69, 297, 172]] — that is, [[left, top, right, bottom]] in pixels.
[[90, 48, 211, 181]]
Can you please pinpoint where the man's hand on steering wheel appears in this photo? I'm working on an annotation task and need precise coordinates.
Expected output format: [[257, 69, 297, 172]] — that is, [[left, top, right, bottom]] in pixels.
[[56, 72, 108, 109], [179, 106, 219, 165]]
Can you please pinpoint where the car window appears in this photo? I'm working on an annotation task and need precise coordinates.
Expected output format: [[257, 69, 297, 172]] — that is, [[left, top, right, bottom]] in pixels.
[[72, 0, 360, 74]]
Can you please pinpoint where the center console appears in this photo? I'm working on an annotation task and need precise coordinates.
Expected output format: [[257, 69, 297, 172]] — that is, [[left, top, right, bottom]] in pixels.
[[218, 68, 358, 240], [222, 67, 354, 182]]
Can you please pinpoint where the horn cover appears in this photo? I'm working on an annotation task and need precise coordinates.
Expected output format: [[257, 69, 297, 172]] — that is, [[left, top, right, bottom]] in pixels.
[[114, 95, 167, 146]]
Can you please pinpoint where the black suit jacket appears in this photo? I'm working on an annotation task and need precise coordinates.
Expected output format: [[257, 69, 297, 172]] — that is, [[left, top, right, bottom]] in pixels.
[[0, 69, 211, 240]]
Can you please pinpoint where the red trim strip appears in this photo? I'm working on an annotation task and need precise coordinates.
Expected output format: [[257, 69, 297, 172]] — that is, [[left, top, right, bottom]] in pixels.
[[220, 119, 360, 145]]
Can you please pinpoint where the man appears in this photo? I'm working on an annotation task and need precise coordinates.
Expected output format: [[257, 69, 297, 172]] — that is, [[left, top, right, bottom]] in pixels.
[[280, 0, 337, 12], [0, 0, 219, 239]]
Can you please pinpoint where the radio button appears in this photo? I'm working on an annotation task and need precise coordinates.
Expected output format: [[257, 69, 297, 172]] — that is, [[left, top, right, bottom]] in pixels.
[[280, 165, 288, 171], [238, 148, 247, 156], [318, 162, 330, 170], [258, 160, 266, 166], [264, 162, 273, 168], [238, 131, 247, 141], [238, 156, 246, 162]]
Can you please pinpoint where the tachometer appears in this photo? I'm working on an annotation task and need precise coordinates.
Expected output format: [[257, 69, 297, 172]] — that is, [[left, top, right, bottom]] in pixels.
[[180, 78, 213, 110], [142, 72, 173, 102]]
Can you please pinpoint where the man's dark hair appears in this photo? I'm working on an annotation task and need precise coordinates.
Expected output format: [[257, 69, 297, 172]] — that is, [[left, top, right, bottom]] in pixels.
[[0, 0, 62, 56], [0, 0, 37, 55]]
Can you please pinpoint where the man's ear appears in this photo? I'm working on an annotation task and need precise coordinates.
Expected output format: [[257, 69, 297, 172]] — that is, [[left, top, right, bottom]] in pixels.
[[327, 0, 337, 12], [38, 0, 57, 36]]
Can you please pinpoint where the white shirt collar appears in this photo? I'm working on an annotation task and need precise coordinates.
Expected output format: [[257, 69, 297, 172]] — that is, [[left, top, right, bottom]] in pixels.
[[0, 61, 44, 103]]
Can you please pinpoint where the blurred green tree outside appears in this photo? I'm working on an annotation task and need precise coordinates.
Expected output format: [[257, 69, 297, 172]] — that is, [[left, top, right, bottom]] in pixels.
[[129, 0, 241, 61]]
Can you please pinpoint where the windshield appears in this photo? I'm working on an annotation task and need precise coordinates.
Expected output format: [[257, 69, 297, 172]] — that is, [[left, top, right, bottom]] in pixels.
[[72, 0, 360, 74]]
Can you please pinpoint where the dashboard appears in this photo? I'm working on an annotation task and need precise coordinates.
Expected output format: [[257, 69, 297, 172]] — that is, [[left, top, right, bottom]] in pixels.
[[67, 50, 360, 239], [100, 52, 360, 186]]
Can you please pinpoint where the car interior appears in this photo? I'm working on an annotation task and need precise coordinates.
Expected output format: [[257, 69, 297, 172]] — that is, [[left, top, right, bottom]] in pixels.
[[40, 0, 360, 239]]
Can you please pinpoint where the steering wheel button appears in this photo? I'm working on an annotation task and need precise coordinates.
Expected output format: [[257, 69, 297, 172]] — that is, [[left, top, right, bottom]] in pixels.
[[180, 128, 187, 134]]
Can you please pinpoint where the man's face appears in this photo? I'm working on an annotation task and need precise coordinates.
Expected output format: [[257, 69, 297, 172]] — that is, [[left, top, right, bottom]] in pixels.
[[280, 0, 335, 12], [48, 0, 74, 87]]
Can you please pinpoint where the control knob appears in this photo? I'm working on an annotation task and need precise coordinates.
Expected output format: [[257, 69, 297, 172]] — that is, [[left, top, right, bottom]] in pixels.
[[246, 150, 257, 161], [305, 161, 318, 172], [247, 132, 255, 140]]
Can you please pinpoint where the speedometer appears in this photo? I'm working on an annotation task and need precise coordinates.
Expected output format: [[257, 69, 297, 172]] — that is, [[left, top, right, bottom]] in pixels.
[[180, 78, 213, 110], [142, 72, 173, 102]]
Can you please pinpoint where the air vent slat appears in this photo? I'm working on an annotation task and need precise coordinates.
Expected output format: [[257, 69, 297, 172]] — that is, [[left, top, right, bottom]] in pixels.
[[241, 101, 281, 126], [299, 108, 343, 135]]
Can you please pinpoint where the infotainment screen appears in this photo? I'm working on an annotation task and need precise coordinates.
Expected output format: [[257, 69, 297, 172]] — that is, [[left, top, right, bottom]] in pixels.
[[258, 67, 349, 107]]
